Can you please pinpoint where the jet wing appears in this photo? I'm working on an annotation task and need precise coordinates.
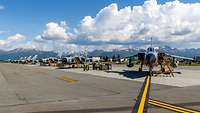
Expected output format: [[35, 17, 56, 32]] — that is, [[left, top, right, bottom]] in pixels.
[[126, 54, 138, 60], [166, 53, 194, 60]]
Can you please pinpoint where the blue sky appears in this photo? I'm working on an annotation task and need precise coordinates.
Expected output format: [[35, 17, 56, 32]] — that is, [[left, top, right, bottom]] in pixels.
[[0, 0, 200, 51], [0, 0, 142, 38], [0, 0, 198, 39]]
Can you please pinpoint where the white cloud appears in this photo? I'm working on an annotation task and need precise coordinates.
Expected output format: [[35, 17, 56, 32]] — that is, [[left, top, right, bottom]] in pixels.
[[0, 40, 7, 46], [74, 0, 200, 48], [0, 34, 27, 50], [7, 34, 25, 42], [76, 3, 132, 42], [32, 0, 200, 52], [3, 0, 200, 52], [41, 21, 70, 40], [33, 35, 45, 43]]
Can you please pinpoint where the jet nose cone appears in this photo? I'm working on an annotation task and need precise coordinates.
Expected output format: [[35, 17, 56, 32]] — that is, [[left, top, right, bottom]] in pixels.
[[146, 53, 156, 66]]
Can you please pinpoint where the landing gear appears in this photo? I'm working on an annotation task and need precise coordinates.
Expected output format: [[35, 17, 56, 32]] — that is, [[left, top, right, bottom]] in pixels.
[[160, 64, 165, 72], [127, 63, 134, 67], [139, 68, 142, 72], [149, 67, 153, 76], [83, 64, 89, 71], [161, 68, 165, 72], [149, 71, 153, 76], [139, 63, 143, 72]]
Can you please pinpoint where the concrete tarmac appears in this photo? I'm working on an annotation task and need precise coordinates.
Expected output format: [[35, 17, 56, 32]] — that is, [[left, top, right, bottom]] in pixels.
[[0, 63, 199, 113]]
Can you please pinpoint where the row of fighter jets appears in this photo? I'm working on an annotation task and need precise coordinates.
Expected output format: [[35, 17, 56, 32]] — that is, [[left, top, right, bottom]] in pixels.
[[9, 55, 98, 68], [10, 55, 38, 64]]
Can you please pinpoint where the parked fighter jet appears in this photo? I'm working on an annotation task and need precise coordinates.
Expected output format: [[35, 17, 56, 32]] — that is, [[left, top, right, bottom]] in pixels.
[[19, 57, 27, 64], [25, 56, 32, 64], [39, 58, 49, 66], [127, 38, 194, 76], [48, 57, 59, 66], [27, 56, 32, 61], [61, 56, 85, 68], [31, 55, 38, 64]]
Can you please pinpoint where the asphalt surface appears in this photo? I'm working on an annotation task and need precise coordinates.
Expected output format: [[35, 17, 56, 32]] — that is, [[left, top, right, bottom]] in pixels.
[[0, 63, 199, 113]]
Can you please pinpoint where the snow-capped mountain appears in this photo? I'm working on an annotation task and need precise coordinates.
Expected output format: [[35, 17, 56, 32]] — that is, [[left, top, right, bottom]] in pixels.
[[0, 46, 199, 60]]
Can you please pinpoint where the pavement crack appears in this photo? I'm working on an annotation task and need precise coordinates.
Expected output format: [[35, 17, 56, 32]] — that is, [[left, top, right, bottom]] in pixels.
[[82, 82, 121, 96], [15, 93, 29, 104]]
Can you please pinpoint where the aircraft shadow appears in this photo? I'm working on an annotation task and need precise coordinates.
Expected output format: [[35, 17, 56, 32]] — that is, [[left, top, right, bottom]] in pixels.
[[105, 70, 148, 79], [56, 67, 71, 69]]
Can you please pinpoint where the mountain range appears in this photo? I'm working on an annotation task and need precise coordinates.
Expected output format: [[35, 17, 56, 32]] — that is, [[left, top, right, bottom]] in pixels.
[[0, 48, 57, 60], [0, 46, 200, 60]]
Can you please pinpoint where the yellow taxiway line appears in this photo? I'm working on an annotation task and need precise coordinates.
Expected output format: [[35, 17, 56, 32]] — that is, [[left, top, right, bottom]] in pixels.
[[137, 75, 151, 113], [57, 76, 77, 84], [149, 99, 200, 113]]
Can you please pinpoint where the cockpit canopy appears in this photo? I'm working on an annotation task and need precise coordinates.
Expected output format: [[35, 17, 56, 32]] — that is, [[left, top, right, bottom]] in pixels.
[[147, 47, 155, 52]]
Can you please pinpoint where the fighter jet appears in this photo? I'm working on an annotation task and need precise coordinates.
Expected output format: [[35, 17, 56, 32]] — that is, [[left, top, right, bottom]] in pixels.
[[61, 56, 85, 68], [20, 57, 27, 64], [127, 38, 194, 76], [31, 55, 38, 64], [27, 56, 32, 61], [48, 57, 59, 66], [39, 58, 49, 66]]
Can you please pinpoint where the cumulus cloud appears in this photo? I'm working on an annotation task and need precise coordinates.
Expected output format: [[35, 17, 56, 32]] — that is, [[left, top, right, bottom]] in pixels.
[[75, 3, 132, 42], [33, 35, 45, 43], [7, 34, 25, 42], [4, 0, 200, 52], [0, 34, 27, 50], [41, 21, 71, 40], [74, 0, 200, 48]]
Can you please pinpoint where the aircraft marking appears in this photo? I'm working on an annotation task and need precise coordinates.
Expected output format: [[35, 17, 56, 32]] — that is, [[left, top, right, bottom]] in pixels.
[[57, 76, 77, 84], [149, 99, 200, 113]]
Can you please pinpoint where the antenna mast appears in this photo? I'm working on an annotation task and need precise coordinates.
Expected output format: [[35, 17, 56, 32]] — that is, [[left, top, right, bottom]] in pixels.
[[151, 37, 153, 47]]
